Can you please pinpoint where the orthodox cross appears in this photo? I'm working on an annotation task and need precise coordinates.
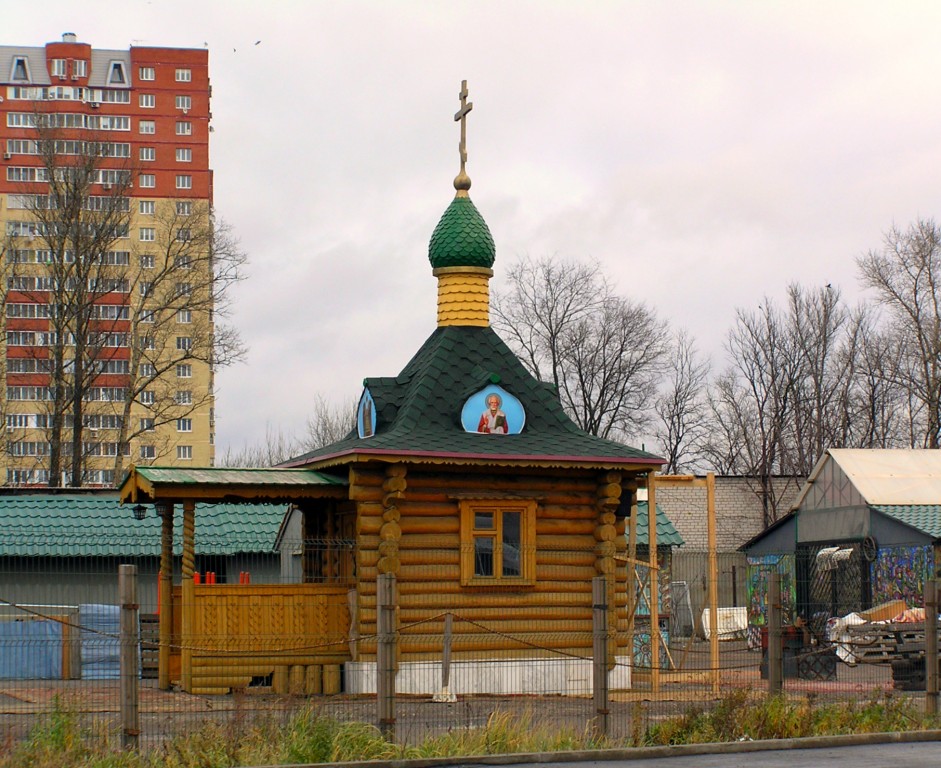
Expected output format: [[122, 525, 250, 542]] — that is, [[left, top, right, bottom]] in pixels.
[[454, 80, 473, 174]]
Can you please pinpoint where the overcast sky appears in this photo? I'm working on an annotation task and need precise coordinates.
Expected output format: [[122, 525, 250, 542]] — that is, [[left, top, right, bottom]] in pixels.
[[8, 2, 941, 455]]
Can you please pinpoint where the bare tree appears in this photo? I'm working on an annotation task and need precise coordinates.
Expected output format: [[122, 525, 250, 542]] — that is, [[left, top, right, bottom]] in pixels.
[[5, 114, 135, 486], [493, 255, 668, 440], [2, 109, 245, 486], [708, 301, 800, 526], [110, 201, 246, 477], [303, 394, 356, 449], [219, 394, 356, 468], [653, 329, 711, 473], [857, 219, 941, 448]]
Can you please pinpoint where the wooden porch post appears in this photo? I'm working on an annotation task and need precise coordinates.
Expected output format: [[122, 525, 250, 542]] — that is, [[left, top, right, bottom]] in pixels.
[[181, 500, 196, 693], [158, 503, 174, 690], [648, 473, 660, 693]]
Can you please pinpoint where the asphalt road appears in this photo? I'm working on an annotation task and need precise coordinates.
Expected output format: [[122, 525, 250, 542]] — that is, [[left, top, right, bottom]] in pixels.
[[507, 741, 941, 768]]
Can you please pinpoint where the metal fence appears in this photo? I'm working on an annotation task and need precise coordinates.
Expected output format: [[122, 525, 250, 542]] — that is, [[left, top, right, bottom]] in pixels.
[[0, 534, 937, 754]]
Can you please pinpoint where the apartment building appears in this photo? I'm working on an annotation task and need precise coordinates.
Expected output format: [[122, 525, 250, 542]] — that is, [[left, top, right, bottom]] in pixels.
[[0, 33, 214, 486]]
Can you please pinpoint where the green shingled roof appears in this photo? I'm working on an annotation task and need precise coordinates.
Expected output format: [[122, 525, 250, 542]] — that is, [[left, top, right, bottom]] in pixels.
[[428, 196, 496, 269], [0, 495, 287, 557], [873, 505, 941, 539], [633, 502, 684, 547], [286, 325, 663, 468]]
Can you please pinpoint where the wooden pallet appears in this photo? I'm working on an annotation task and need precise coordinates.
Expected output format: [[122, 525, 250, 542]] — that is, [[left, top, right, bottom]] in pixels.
[[843, 622, 939, 663]]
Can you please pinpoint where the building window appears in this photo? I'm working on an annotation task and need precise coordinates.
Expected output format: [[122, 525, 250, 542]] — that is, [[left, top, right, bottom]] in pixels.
[[139, 227, 155, 242], [139, 66, 155, 81], [140, 390, 155, 405], [175, 175, 192, 189], [459, 500, 536, 586], [175, 95, 191, 110], [176, 200, 192, 215], [140, 254, 155, 269], [139, 281, 153, 297], [177, 445, 192, 460], [11, 57, 31, 82], [51, 59, 67, 77], [73, 60, 87, 77], [175, 68, 191, 82], [177, 418, 192, 432], [140, 310, 156, 324], [139, 174, 155, 188], [176, 121, 192, 136], [176, 363, 192, 377], [139, 93, 155, 108], [139, 445, 155, 459], [175, 390, 192, 405], [140, 418, 154, 432], [139, 146, 155, 162], [139, 200, 155, 215], [176, 336, 192, 350], [177, 309, 192, 324], [175, 147, 192, 162], [107, 61, 127, 85], [139, 363, 155, 377], [139, 120, 155, 134]]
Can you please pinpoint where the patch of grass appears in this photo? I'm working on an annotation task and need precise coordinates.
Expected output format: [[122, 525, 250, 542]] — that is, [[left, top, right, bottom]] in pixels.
[[1, 690, 937, 768], [643, 689, 934, 746]]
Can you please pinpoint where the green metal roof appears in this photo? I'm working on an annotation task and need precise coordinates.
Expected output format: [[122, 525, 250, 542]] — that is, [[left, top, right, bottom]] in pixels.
[[872, 505, 941, 539], [428, 196, 496, 269], [0, 494, 287, 557], [285, 325, 663, 469], [633, 502, 684, 547], [127, 466, 346, 487]]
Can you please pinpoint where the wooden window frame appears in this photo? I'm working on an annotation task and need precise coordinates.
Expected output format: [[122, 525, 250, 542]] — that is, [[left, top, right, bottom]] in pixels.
[[459, 499, 536, 587]]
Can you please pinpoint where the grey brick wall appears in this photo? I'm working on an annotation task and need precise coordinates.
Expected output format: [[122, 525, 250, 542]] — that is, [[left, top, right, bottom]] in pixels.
[[653, 476, 803, 552]]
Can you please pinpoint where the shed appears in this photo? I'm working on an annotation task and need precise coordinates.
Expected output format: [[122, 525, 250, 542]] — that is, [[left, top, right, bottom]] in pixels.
[[741, 448, 941, 630]]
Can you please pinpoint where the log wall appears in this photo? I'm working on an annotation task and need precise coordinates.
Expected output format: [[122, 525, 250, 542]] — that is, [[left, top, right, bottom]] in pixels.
[[351, 465, 631, 661]]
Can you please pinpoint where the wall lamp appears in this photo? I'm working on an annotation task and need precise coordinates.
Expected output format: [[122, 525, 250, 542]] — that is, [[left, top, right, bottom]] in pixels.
[[132, 503, 147, 520], [154, 501, 173, 518]]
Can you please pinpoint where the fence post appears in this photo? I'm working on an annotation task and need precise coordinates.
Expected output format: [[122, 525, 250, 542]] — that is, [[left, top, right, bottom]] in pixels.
[[767, 571, 782, 696], [377, 572, 396, 740], [926, 579, 938, 715], [592, 576, 609, 740], [119, 564, 140, 751]]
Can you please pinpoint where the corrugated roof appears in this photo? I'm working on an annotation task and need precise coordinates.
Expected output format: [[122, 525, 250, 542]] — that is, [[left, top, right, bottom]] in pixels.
[[632, 502, 684, 547], [873, 505, 941, 539], [826, 449, 941, 505], [129, 467, 346, 486], [0, 495, 287, 557]]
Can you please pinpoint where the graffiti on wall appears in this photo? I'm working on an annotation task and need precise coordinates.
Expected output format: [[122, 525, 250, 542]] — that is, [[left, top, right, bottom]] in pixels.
[[871, 545, 932, 607], [746, 554, 795, 626]]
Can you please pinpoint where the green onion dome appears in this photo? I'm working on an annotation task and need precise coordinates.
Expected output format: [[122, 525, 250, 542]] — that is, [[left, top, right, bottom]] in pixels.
[[428, 195, 496, 269]]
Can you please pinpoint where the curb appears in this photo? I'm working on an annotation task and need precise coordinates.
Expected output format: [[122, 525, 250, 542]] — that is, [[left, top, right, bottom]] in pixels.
[[246, 729, 941, 768]]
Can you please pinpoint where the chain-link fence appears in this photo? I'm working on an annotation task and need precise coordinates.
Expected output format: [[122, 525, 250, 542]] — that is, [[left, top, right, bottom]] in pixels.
[[0, 533, 936, 753]]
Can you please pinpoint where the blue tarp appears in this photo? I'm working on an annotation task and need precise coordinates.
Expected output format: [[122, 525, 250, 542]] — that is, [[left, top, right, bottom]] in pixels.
[[0, 619, 62, 679], [80, 604, 120, 680]]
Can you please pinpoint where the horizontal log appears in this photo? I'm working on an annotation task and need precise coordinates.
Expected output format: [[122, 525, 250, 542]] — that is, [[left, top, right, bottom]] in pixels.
[[349, 485, 383, 502], [349, 468, 385, 488], [535, 535, 598, 551], [191, 687, 232, 695], [190, 675, 252, 688], [358, 563, 461, 582], [359, 606, 593, 624], [359, 589, 595, 609], [358, 549, 459, 568], [535, 564, 598, 581], [405, 472, 597, 493], [192, 653, 349, 666], [539, 504, 598, 520], [536, 519, 596, 535], [397, 636, 593, 655]]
